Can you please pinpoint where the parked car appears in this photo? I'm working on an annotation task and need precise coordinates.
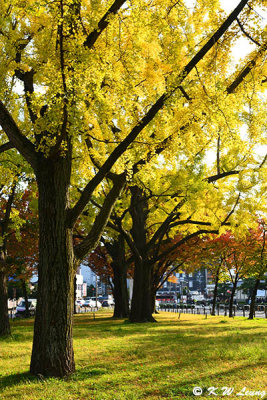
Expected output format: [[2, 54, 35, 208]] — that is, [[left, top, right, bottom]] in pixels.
[[16, 299, 37, 317], [83, 300, 91, 308], [75, 299, 85, 307], [85, 299, 102, 308]]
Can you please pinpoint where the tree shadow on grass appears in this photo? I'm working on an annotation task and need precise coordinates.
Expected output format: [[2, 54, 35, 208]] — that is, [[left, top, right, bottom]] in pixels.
[[73, 316, 266, 340], [149, 361, 267, 399], [0, 367, 109, 391], [70, 367, 107, 382], [0, 371, 38, 390]]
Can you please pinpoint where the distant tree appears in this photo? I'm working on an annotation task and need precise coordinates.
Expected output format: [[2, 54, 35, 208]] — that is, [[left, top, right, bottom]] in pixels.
[[87, 284, 96, 298], [246, 221, 267, 319]]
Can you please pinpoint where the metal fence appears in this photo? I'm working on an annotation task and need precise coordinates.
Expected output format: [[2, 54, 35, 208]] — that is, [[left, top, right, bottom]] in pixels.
[[159, 304, 267, 318], [8, 305, 114, 319]]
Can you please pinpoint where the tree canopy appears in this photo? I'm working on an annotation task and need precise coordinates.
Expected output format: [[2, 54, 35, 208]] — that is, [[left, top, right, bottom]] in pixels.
[[0, 0, 266, 376]]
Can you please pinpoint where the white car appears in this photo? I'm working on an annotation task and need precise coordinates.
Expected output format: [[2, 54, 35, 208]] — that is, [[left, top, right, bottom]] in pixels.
[[75, 299, 85, 307], [16, 299, 37, 317], [85, 299, 102, 308]]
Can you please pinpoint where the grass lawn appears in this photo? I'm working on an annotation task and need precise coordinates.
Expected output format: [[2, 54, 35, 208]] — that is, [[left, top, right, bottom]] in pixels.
[[0, 312, 266, 399]]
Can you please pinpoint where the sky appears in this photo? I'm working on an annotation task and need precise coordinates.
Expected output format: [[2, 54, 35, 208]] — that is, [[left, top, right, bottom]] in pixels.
[[221, 0, 267, 62], [183, 0, 267, 63]]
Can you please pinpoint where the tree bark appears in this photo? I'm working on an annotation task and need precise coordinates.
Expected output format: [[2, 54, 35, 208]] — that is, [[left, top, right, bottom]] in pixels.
[[129, 260, 155, 322], [0, 270, 11, 336], [248, 278, 260, 320], [105, 235, 129, 318], [112, 264, 129, 318], [128, 186, 156, 323], [211, 267, 220, 316], [30, 158, 75, 377], [229, 275, 238, 318]]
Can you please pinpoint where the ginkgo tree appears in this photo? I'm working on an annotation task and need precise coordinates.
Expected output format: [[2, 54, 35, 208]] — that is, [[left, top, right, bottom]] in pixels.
[[246, 221, 267, 319], [0, 0, 266, 377]]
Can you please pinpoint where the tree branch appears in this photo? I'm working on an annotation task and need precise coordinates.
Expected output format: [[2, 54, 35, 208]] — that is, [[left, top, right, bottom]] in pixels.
[[157, 261, 185, 290], [150, 229, 219, 265], [169, 219, 213, 229], [116, 225, 142, 263], [0, 101, 38, 170], [258, 153, 267, 169], [236, 17, 261, 47], [0, 181, 17, 250], [68, 0, 249, 228], [15, 69, 37, 124], [74, 174, 126, 260], [221, 192, 240, 226], [0, 142, 14, 154], [84, 0, 127, 49], [206, 170, 240, 183], [152, 191, 241, 264], [227, 41, 267, 93], [146, 198, 186, 254]]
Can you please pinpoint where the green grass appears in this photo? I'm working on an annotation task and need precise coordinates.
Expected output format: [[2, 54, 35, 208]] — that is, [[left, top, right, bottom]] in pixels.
[[0, 312, 266, 399]]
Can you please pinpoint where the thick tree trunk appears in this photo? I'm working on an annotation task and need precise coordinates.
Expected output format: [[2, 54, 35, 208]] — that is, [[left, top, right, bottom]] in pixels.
[[211, 268, 220, 316], [30, 159, 75, 377], [129, 261, 155, 322], [112, 264, 129, 318], [0, 270, 11, 336], [229, 276, 238, 318], [105, 235, 129, 318], [128, 186, 155, 322], [248, 278, 260, 320]]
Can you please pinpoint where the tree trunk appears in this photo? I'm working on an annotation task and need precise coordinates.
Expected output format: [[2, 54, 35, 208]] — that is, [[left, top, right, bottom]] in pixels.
[[229, 275, 238, 318], [128, 186, 155, 322], [112, 264, 129, 318], [211, 268, 220, 316], [129, 261, 155, 322], [248, 278, 260, 320], [30, 159, 75, 377], [0, 270, 11, 336], [105, 235, 129, 318]]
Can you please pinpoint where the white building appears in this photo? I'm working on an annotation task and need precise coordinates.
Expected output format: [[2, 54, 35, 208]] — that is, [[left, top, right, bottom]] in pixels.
[[81, 265, 96, 287], [75, 266, 87, 299]]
